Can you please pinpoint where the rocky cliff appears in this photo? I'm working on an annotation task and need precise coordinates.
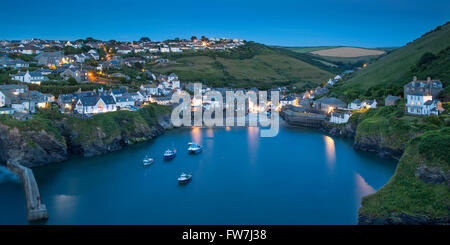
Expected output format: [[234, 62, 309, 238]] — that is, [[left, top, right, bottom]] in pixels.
[[353, 134, 405, 160], [0, 122, 68, 168], [320, 121, 357, 138], [64, 116, 171, 157], [0, 105, 172, 167]]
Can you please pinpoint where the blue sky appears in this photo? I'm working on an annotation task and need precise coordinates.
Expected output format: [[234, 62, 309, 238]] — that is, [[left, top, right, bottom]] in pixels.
[[0, 0, 449, 47]]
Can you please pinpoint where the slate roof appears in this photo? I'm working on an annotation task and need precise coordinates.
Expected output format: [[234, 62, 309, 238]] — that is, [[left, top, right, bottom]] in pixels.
[[79, 95, 116, 106], [316, 97, 347, 106]]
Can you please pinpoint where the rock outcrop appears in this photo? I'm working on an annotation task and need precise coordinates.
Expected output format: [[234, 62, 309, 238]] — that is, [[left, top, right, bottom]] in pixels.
[[320, 121, 357, 138], [414, 164, 450, 185], [353, 135, 404, 160], [0, 113, 173, 167], [0, 124, 68, 168]]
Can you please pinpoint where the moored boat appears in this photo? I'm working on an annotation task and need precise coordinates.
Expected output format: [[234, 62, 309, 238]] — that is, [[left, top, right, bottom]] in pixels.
[[143, 156, 154, 166], [178, 173, 192, 183], [164, 149, 177, 160], [187, 143, 202, 154]]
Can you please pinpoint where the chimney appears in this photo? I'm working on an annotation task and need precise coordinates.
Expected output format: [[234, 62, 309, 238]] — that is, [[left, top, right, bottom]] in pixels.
[[413, 76, 417, 82], [427, 77, 431, 82]]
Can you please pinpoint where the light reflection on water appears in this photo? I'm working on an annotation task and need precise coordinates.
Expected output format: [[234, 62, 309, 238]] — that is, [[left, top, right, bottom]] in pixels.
[[190, 126, 202, 145], [323, 135, 336, 171], [247, 127, 259, 164], [354, 173, 376, 207], [54, 194, 79, 219]]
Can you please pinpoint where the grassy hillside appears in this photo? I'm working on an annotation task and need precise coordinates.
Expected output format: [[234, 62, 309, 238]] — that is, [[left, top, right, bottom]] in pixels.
[[333, 22, 450, 97], [150, 42, 335, 90], [354, 103, 444, 153]]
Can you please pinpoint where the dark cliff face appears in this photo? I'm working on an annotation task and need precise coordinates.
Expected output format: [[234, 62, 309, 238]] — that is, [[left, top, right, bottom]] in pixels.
[[0, 124, 68, 168], [65, 114, 173, 158], [320, 121, 357, 138], [66, 123, 167, 157], [353, 136, 404, 160], [0, 114, 173, 167]]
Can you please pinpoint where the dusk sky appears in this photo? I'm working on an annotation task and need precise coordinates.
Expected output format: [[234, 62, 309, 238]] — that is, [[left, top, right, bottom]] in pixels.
[[1, 0, 449, 47]]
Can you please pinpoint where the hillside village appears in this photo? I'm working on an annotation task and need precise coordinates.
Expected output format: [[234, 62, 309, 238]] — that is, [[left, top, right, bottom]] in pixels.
[[0, 36, 447, 124], [0, 37, 244, 85]]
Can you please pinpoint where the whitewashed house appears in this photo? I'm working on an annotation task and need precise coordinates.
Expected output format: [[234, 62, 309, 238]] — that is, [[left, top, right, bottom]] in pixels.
[[11, 71, 47, 85], [170, 47, 182, 52], [423, 100, 441, 116], [74, 53, 88, 63], [140, 84, 160, 95], [115, 96, 135, 108], [348, 99, 363, 110], [406, 94, 432, 115], [330, 112, 351, 124], [116, 46, 133, 54], [159, 47, 170, 53], [0, 91, 6, 107], [406, 94, 442, 115], [134, 47, 145, 53], [88, 49, 100, 60], [75, 96, 117, 114], [327, 78, 336, 86], [363, 99, 377, 109], [280, 95, 297, 107]]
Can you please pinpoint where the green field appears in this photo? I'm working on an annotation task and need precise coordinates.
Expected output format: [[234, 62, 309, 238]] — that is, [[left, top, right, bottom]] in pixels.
[[151, 46, 335, 89], [333, 22, 450, 96]]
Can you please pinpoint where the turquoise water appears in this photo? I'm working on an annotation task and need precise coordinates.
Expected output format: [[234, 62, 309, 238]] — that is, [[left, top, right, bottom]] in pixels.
[[0, 126, 397, 224]]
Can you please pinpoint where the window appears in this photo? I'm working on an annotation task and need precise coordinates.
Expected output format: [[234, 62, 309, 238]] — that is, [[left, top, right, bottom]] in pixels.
[[98, 100, 104, 111]]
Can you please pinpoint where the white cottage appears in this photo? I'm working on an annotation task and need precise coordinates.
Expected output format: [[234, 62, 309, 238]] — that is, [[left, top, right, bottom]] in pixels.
[[75, 96, 117, 114]]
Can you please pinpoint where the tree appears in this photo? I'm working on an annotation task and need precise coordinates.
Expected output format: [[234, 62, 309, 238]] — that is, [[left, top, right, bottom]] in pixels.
[[190, 36, 197, 42], [140, 37, 151, 42], [201, 36, 209, 42], [85, 37, 96, 43], [68, 77, 78, 85]]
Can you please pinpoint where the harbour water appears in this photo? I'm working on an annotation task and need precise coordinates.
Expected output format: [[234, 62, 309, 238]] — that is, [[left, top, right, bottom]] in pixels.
[[0, 125, 397, 224]]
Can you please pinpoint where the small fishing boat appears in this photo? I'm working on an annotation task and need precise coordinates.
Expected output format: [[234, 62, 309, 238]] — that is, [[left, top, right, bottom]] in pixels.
[[164, 149, 177, 160], [143, 156, 154, 166], [178, 173, 192, 183], [188, 143, 203, 154]]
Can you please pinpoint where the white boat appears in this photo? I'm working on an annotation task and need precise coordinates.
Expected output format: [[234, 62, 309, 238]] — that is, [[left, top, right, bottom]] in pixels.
[[188, 143, 203, 154], [164, 149, 176, 160], [178, 173, 192, 183], [143, 156, 154, 166]]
